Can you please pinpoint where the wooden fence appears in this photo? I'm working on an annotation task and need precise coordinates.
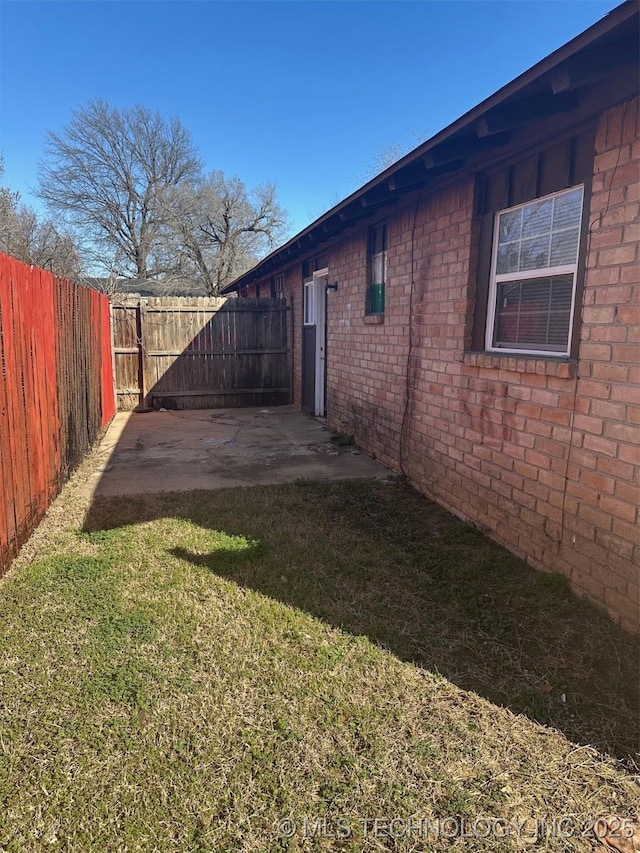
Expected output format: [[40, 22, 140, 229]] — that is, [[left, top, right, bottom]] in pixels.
[[112, 296, 290, 410], [0, 253, 116, 575]]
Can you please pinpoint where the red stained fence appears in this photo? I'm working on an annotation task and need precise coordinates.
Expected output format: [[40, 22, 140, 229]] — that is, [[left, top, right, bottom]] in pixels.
[[0, 254, 116, 574]]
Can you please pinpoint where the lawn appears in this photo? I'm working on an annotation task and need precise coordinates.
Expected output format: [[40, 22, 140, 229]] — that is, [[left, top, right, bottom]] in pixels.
[[0, 476, 638, 852]]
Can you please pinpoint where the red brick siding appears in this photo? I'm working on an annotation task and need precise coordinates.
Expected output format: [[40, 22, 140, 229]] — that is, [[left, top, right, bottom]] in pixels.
[[327, 221, 413, 468], [247, 95, 639, 631], [332, 97, 638, 631], [285, 268, 303, 406], [570, 96, 640, 629]]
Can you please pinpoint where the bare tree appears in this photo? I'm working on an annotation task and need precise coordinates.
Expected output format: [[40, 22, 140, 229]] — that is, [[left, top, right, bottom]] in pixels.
[[166, 172, 289, 295], [36, 100, 201, 279], [0, 173, 18, 239], [0, 159, 83, 279], [358, 128, 431, 183]]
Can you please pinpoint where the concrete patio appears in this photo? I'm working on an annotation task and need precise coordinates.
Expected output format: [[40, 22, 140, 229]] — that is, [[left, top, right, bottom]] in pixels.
[[88, 406, 390, 496]]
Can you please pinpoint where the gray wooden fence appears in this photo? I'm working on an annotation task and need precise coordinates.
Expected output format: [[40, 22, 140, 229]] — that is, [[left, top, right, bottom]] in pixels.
[[111, 296, 290, 410]]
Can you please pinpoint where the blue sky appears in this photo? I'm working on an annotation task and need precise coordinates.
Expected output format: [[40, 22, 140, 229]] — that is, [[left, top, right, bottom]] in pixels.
[[0, 1, 620, 237]]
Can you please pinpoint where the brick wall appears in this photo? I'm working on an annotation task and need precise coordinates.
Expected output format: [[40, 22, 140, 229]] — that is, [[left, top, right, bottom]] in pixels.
[[326, 223, 413, 468], [568, 96, 640, 628], [285, 267, 303, 406], [335, 97, 638, 631], [246, 96, 639, 631]]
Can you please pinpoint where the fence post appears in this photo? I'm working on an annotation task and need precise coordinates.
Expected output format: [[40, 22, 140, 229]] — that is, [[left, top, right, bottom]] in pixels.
[[138, 299, 147, 407], [109, 300, 118, 416]]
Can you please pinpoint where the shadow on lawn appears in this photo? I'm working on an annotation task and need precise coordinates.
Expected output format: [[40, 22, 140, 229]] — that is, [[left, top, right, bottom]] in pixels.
[[82, 479, 639, 770]]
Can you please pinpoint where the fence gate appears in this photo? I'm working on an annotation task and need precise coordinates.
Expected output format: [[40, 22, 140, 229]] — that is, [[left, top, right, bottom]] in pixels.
[[112, 296, 291, 410]]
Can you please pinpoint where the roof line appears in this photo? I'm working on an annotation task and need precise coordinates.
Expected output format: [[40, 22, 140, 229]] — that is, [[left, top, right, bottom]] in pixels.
[[224, 0, 638, 292]]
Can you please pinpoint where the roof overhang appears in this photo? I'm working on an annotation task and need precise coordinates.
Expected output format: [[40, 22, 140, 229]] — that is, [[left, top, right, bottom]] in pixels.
[[224, 0, 639, 293]]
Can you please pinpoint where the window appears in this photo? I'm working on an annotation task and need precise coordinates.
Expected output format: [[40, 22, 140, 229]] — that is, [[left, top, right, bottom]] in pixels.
[[366, 224, 387, 315], [302, 255, 328, 280], [271, 273, 285, 298], [486, 185, 584, 356], [470, 129, 595, 358], [303, 280, 315, 325]]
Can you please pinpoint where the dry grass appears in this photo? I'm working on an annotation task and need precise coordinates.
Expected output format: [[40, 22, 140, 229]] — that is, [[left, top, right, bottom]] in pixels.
[[0, 470, 638, 852]]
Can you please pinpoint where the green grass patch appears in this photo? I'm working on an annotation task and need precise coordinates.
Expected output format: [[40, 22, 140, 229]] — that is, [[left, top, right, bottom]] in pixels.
[[0, 479, 638, 852]]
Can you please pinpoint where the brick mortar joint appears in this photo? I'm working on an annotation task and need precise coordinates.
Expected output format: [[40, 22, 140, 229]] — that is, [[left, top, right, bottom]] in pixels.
[[462, 352, 578, 379]]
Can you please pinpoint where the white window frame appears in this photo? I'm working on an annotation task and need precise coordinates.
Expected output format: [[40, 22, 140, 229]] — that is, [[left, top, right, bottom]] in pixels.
[[303, 280, 315, 326], [485, 184, 584, 357]]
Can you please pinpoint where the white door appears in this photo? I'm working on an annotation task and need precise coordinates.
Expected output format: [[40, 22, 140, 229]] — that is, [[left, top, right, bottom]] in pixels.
[[313, 270, 328, 416]]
